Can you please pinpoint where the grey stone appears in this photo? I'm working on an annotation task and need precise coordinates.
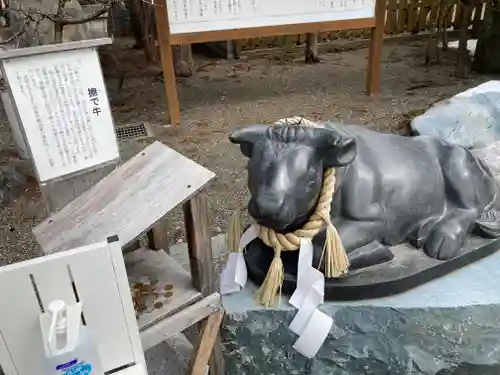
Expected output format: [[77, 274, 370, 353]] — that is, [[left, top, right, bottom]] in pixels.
[[221, 250, 500, 375], [411, 92, 500, 150]]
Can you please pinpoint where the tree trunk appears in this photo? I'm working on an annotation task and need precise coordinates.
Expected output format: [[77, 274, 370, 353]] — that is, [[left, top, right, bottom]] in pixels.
[[173, 45, 195, 77], [473, 1, 500, 73]]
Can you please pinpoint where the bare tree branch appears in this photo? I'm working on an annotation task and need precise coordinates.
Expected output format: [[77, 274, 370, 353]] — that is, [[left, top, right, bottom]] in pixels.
[[0, 19, 29, 45], [0, 0, 125, 45]]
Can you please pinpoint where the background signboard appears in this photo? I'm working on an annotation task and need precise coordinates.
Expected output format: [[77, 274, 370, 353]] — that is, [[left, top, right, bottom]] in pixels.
[[166, 0, 376, 34]]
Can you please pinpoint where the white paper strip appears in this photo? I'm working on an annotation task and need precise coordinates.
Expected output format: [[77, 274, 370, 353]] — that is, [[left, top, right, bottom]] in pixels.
[[289, 238, 315, 308], [288, 238, 332, 358], [289, 278, 323, 335], [292, 309, 333, 359], [219, 225, 257, 295], [220, 253, 245, 295]]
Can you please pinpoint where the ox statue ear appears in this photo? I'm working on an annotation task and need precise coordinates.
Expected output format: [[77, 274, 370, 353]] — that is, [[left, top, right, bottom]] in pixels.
[[311, 127, 357, 167], [229, 124, 269, 158]]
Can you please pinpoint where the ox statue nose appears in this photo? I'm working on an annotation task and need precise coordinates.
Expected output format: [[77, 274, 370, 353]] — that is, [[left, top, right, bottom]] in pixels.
[[250, 193, 292, 231]]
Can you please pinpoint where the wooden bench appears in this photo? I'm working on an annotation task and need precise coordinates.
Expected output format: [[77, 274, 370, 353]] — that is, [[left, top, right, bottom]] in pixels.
[[33, 141, 224, 375]]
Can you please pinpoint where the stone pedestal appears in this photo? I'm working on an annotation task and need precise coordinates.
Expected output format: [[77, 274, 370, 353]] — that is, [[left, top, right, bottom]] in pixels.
[[221, 250, 500, 375]]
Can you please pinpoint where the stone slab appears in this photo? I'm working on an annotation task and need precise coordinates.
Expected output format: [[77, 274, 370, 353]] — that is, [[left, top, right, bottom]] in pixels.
[[221, 249, 500, 375]]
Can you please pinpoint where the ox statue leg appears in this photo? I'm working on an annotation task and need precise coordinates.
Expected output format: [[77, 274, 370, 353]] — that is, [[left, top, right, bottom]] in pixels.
[[423, 209, 477, 260], [332, 218, 385, 252], [327, 218, 394, 269], [423, 146, 498, 260]]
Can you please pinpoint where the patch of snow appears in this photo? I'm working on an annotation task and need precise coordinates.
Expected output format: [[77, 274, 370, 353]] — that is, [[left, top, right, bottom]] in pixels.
[[439, 39, 477, 58]]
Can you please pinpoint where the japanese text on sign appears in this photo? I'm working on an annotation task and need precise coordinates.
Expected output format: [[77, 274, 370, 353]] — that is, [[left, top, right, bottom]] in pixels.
[[166, 0, 375, 34]]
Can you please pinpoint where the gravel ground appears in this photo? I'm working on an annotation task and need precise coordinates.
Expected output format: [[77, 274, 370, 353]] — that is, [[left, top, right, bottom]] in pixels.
[[0, 37, 496, 267]]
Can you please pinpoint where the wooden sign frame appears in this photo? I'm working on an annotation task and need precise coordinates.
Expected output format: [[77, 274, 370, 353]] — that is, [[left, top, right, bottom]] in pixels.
[[153, 0, 387, 127]]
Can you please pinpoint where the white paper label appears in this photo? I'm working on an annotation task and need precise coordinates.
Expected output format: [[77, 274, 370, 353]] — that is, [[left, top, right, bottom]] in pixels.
[[289, 275, 324, 334], [292, 309, 333, 359], [289, 238, 314, 308], [220, 253, 245, 295], [288, 238, 332, 358], [219, 225, 257, 295]]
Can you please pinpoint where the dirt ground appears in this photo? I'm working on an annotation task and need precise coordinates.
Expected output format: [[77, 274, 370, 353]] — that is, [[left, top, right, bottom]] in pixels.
[[0, 37, 497, 266]]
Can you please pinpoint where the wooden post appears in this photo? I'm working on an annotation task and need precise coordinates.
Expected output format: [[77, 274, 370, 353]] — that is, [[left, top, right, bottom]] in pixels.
[[183, 190, 224, 375], [366, 0, 387, 95], [305, 33, 320, 63], [147, 219, 170, 253], [183, 190, 215, 296], [153, 0, 182, 127], [187, 310, 224, 375]]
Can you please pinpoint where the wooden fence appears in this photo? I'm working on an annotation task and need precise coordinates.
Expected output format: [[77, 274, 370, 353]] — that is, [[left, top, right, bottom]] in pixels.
[[238, 0, 488, 51]]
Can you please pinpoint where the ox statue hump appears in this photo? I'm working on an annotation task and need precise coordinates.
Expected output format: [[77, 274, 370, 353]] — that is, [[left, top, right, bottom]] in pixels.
[[229, 122, 500, 300]]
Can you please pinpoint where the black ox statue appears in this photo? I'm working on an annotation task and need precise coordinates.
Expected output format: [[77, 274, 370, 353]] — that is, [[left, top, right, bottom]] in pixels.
[[229, 122, 500, 300]]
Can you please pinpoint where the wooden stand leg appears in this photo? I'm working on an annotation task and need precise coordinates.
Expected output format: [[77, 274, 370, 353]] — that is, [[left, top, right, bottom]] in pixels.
[[366, 0, 387, 95], [147, 219, 170, 253], [209, 335, 224, 375], [305, 33, 320, 63], [187, 310, 224, 375], [183, 190, 215, 296], [153, 0, 182, 127], [184, 191, 223, 375]]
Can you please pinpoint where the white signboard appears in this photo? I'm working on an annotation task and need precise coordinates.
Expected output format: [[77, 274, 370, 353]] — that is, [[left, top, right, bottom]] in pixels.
[[166, 0, 376, 34], [2, 47, 119, 182]]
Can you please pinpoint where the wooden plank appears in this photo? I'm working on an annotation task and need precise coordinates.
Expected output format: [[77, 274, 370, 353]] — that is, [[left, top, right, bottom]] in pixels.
[[170, 18, 377, 45], [154, 0, 181, 126], [408, 0, 419, 32], [385, 0, 398, 34], [40, 162, 117, 213], [187, 310, 224, 375], [183, 191, 215, 296], [446, 2, 455, 27], [0, 38, 112, 60], [398, 0, 409, 33], [454, 2, 463, 29], [125, 248, 203, 331], [147, 218, 171, 254], [366, 0, 387, 95], [34, 141, 216, 254], [472, 2, 484, 37], [417, 0, 431, 32], [429, 0, 439, 30], [140, 293, 221, 351]]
